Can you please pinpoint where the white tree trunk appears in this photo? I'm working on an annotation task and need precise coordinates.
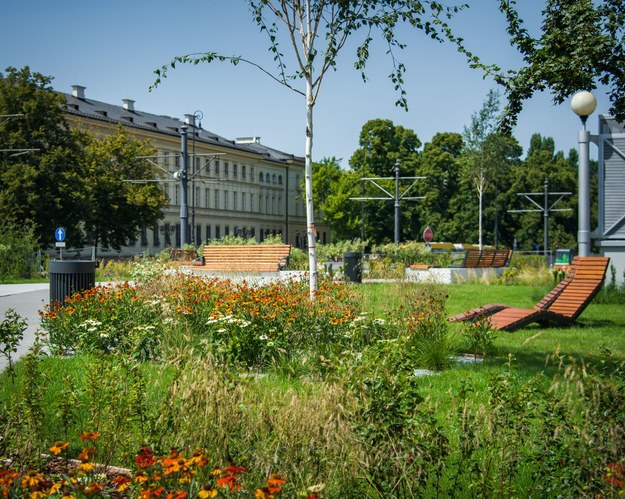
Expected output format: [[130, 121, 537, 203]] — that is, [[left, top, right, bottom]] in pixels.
[[305, 80, 318, 298]]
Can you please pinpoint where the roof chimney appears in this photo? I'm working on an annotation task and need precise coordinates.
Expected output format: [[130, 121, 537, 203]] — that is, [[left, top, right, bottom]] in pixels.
[[122, 99, 135, 111], [184, 114, 195, 127], [235, 137, 261, 145], [72, 85, 86, 99]]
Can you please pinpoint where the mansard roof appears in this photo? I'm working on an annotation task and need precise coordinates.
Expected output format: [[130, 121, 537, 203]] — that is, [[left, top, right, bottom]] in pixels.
[[62, 88, 303, 166]]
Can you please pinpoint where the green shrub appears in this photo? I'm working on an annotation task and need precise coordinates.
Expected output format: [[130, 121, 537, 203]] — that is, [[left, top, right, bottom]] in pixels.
[[0, 223, 40, 282]]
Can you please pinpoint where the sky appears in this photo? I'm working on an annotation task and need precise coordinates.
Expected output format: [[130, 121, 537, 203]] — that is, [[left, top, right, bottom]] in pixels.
[[0, 0, 611, 165]]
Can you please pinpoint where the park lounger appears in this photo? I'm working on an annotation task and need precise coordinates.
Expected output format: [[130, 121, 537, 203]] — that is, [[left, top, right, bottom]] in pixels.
[[448, 256, 610, 332], [199, 244, 291, 273]]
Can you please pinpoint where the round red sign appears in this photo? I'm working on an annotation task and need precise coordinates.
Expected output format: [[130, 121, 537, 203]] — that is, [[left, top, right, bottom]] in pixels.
[[423, 227, 433, 243]]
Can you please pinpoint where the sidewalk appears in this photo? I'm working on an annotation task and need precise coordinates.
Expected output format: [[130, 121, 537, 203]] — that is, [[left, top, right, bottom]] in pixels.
[[0, 283, 49, 372]]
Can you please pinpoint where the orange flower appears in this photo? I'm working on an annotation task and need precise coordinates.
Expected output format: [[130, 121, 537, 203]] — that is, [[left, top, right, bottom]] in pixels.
[[139, 485, 165, 498], [78, 447, 97, 462], [216, 475, 241, 491], [267, 473, 286, 487], [166, 490, 187, 499], [79, 431, 100, 442], [49, 441, 69, 455]]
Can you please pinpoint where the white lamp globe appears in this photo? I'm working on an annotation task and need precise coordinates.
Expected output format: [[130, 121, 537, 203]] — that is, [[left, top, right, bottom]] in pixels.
[[571, 91, 597, 118]]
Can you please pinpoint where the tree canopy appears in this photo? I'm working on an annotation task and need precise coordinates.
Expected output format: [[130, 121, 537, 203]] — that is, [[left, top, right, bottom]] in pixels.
[[462, 0, 625, 131]]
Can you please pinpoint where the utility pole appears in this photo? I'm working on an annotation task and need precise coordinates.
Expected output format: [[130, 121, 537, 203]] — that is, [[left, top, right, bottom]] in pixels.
[[394, 161, 401, 244], [508, 178, 571, 266], [350, 160, 425, 244]]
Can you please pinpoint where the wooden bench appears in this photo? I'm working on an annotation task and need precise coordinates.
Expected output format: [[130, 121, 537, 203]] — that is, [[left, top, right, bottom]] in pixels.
[[200, 244, 291, 273], [456, 249, 512, 268]]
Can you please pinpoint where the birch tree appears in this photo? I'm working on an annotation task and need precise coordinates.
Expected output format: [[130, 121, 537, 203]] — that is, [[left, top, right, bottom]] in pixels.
[[461, 89, 501, 250], [151, 0, 465, 297]]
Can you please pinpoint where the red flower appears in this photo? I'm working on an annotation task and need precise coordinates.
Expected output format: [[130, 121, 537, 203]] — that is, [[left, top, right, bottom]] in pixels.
[[135, 447, 156, 468]]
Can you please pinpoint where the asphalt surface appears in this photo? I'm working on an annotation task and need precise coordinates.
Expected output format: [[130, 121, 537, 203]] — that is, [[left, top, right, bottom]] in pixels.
[[0, 283, 49, 373]]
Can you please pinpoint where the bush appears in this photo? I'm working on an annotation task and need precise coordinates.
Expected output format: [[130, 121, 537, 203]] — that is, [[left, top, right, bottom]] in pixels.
[[0, 223, 40, 282]]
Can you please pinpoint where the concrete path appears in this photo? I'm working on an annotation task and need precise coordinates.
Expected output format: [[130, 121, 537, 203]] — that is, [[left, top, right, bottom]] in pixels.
[[0, 284, 49, 373]]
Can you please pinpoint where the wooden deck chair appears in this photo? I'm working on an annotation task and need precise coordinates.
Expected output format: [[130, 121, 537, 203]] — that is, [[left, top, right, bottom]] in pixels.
[[448, 256, 610, 332]]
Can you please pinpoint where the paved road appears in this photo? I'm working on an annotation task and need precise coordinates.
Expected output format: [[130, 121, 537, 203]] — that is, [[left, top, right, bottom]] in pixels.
[[0, 284, 49, 373]]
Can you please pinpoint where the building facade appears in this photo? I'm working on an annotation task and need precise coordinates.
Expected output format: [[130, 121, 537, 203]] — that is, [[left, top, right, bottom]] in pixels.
[[63, 85, 328, 256], [596, 115, 625, 285]]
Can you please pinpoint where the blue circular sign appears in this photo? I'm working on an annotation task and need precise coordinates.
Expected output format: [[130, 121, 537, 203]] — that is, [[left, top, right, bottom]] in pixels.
[[55, 227, 66, 242]]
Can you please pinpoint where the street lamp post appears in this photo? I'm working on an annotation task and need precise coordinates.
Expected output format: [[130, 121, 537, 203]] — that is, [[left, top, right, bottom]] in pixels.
[[571, 91, 597, 257], [180, 125, 189, 248]]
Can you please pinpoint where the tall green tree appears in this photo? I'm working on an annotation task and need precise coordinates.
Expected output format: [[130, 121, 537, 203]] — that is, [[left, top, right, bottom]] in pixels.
[[80, 127, 168, 252], [0, 66, 85, 246], [416, 132, 464, 242], [151, 0, 466, 297]]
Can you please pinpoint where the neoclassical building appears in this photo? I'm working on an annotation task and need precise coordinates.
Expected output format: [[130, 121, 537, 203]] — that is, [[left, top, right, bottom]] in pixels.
[[63, 85, 327, 256]]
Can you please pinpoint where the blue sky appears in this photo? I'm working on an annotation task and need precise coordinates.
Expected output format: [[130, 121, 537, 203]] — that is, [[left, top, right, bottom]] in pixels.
[[1, 0, 610, 164]]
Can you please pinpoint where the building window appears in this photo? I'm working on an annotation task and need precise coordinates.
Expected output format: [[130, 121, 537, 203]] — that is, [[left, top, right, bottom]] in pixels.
[[233, 191, 238, 211], [250, 193, 254, 212], [164, 223, 171, 246], [195, 186, 200, 208], [224, 162, 229, 177], [242, 165, 246, 180], [214, 189, 219, 209], [272, 174, 277, 184], [215, 225, 220, 239], [278, 174, 283, 185], [224, 190, 229, 210], [225, 225, 230, 236], [214, 160, 220, 176], [205, 188, 210, 208], [259, 172, 264, 183], [175, 224, 181, 247], [266, 196, 270, 214], [278, 196, 282, 215], [153, 224, 160, 247], [174, 185, 179, 205], [195, 225, 201, 244], [233, 164, 238, 179], [259, 195, 263, 214], [141, 228, 148, 246], [206, 224, 211, 242], [242, 192, 246, 211], [250, 167, 255, 181]]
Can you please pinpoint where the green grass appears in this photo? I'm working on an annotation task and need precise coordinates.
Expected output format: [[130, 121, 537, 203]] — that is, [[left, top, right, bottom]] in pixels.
[[359, 281, 625, 395]]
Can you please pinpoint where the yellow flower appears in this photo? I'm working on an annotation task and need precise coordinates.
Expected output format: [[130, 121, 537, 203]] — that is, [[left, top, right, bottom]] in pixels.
[[78, 462, 95, 473], [197, 487, 218, 498], [21, 471, 44, 489]]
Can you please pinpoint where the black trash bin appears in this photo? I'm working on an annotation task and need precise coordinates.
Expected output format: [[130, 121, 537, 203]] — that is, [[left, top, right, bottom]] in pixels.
[[343, 252, 362, 283], [49, 260, 96, 307]]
